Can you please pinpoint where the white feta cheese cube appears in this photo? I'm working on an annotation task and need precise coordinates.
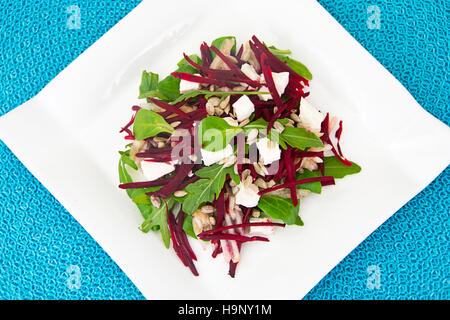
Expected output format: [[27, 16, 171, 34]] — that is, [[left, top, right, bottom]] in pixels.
[[232, 95, 255, 121], [299, 99, 325, 132], [256, 137, 281, 165], [179, 74, 201, 93], [200, 144, 234, 166], [240, 63, 260, 81], [248, 218, 274, 235], [259, 71, 290, 99], [235, 182, 260, 208], [140, 161, 175, 181], [258, 85, 271, 101]]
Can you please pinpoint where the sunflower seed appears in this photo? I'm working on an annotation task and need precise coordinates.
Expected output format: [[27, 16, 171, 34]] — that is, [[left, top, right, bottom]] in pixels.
[[223, 155, 237, 168], [253, 162, 265, 177], [238, 118, 250, 127], [157, 141, 165, 148], [241, 169, 251, 181], [150, 195, 161, 208], [214, 107, 224, 116], [209, 216, 216, 225], [171, 121, 181, 128], [174, 190, 187, 197], [255, 178, 268, 189], [290, 112, 301, 123], [267, 179, 276, 188], [201, 205, 215, 214], [219, 96, 231, 109], [273, 121, 285, 133], [206, 103, 215, 115], [251, 209, 261, 218]]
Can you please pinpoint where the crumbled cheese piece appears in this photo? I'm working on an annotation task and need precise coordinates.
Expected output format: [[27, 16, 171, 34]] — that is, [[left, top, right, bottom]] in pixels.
[[235, 182, 260, 208], [200, 145, 234, 166], [299, 99, 324, 131], [240, 63, 260, 81], [140, 161, 175, 181], [232, 95, 255, 121], [256, 137, 281, 165], [248, 218, 274, 235], [259, 72, 290, 100], [179, 74, 201, 93]]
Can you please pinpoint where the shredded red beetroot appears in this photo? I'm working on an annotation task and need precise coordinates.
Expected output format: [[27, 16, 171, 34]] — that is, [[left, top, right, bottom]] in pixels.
[[260, 53, 285, 133], [147, 98, 191, 119], [181, 52, 261, 87], [149, 164, 194, 198], [335, 120, 344, 157], [119, 178, 171, 190], [201, 221, 285, 235], [258, 176, 335, 195], [171, 72, 218, 85], [198, 232, 269, 243], [176, 210, 197, 261], [200, 42, 212, 67], [251, 36, 309, 85], [284, 148, 298, 207], [320, 113, 352, 166], [166, 202, 198, 276]]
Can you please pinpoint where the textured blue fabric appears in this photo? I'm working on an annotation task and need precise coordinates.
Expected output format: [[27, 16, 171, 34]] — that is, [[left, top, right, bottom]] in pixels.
[[0, 0, 448, 300]]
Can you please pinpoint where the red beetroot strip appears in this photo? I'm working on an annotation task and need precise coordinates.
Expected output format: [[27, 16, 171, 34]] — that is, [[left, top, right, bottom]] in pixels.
[[166, 202, 198, 276], [320, 113, 352, 166], [148, 164, 195, 198], [198, 232, 269, 243], [119, 178, 171, 189], [147, 98, 191, 119], [284, 148, 298, 207], [176, 210, 197, 261], [181, 53, 261, 87], [200, 221, 286, 235], [259, 53, 285, 133], [258, 176, 335, 195], [200, 42, 212, 67], [209, 45, 253, 81]]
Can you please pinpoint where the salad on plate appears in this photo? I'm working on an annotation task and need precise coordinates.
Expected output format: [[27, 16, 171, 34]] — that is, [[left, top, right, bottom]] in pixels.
[[118, 35, 361, 277]]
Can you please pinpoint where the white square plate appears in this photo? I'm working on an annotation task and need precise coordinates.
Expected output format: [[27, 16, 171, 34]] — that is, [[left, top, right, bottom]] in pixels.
[[1, 0, 449, 299]]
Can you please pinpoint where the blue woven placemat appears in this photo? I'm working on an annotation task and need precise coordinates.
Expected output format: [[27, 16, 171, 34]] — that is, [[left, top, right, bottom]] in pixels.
[[0, 0, 448, 300]]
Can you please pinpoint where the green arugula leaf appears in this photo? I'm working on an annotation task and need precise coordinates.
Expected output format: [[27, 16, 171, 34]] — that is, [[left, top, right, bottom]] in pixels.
[[177, 54, 202, 73], [323, 156, 361, 178], [281, 126, 323, 150], [257, 195, 303, 226], [118, 155, 170, 247], [171, 90, 269, 105], [132, 109, 174, 140], [244, 118, 288, 149], [275, 55, 312, 81], [296, 169, 322, 194], [182, 214, 197, 239], [138, 71, 167, 99], [157, 63, 201, 102], [182, 164, 240, 214], [266, 44, 312, 80], [267, 45, 292, 55], [118, 150, 138, 170], [210, 36, 237, 58], [198, 116, 243, 152], [141, 197, 174, 248]]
